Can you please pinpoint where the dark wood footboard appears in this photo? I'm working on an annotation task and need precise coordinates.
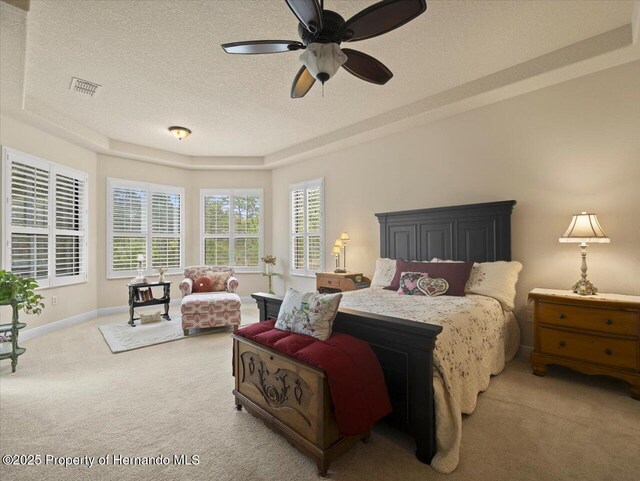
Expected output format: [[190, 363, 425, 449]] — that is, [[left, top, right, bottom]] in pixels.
[[251, 292, 442, 464]]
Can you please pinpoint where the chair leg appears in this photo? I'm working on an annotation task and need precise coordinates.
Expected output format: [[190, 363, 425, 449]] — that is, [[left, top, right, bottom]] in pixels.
[[183, 329, 189, 336]]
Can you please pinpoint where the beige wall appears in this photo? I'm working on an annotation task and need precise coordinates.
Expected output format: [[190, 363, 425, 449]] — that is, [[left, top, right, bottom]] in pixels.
[[271, 61, 640, 348], [0, 115, 98, 328], [96, 155, 272, 309]]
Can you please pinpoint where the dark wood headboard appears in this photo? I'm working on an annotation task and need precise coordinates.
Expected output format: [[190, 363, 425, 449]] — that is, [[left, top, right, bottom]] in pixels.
[[375, 200, 516, 263]]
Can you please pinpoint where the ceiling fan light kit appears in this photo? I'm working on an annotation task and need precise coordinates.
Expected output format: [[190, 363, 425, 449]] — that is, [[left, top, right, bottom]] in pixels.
[[221, 0, 428, 98]]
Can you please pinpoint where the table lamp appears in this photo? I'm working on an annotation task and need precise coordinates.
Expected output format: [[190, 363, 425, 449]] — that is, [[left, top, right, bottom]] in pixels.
[[333, 240, 346, 273], [559, 212, 609, 295], [130, 254, 149, 285], [332, 245, 342, 273], [340, 232, 350, 272]]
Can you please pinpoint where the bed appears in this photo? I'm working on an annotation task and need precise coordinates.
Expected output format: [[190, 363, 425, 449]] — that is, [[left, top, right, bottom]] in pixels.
[[252, 200, 518, 473]]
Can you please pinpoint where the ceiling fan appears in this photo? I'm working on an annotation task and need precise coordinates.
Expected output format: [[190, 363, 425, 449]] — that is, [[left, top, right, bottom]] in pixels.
[[221, 0, 427, 98]]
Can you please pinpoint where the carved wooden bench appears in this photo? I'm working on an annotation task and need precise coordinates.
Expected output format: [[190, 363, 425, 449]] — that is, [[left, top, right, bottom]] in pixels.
[[232, 334, 369, 477]]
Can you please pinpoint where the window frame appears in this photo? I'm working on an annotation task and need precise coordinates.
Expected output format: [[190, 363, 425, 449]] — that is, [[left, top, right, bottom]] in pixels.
[[2, 146, 89, 289], [106, 177, 185, 279], [289, 177, 324, 277], [199, 188, 264, 273]]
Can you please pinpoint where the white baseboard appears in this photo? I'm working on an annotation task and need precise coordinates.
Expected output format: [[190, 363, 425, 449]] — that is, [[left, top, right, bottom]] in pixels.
[[21, 309, 99, 342], [96, 298, 181, 317]]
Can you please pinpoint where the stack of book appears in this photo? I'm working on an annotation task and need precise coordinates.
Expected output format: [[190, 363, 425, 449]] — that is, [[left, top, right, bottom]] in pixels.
[[136, 288, 154, 302]]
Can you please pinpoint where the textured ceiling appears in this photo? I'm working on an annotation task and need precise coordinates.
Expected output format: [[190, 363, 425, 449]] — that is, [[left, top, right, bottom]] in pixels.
[[4, 0, 637, 157]]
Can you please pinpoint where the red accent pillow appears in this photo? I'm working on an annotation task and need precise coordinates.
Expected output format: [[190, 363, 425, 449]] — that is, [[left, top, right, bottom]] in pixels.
[[192, 276, 213, 293], [384, 259, 473, 296]]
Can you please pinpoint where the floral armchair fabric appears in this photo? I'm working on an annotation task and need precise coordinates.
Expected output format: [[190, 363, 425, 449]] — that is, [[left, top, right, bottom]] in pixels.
[[179, 266, 239, 296], [179, 266, 241, 335]]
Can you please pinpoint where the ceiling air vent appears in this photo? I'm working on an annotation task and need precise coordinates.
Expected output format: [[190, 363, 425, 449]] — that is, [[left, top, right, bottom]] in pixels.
[[69, 77, 101, 97]]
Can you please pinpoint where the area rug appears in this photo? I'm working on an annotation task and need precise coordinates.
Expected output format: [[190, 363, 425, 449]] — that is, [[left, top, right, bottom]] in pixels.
[[98, 318, 231, 353]]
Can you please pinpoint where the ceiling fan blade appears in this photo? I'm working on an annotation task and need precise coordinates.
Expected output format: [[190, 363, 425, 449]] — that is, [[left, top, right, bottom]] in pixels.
[[221, 40, 304, 55], [285, 0, 323, 34], [291, 66, 316, 98], [341, 49, 393, 85], [342, 0, 427, 42]]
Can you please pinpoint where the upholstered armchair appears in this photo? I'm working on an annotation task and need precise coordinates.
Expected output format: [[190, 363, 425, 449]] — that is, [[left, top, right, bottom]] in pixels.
[[179, 266, 241, 336]]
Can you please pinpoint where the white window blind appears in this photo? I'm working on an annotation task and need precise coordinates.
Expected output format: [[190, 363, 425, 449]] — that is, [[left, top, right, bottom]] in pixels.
[[290, 178, 324, 276], [2, 147, 88, 287], [200, 189, 263, 272], [107, 179, 184, 278]]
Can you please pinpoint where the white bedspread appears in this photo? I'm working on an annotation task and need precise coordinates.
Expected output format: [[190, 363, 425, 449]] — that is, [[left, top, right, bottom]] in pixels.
[[339, 288, 520, 473]]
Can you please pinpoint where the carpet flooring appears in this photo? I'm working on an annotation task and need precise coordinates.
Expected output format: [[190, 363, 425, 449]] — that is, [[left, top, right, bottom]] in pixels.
[[1, 304, 639, 481]]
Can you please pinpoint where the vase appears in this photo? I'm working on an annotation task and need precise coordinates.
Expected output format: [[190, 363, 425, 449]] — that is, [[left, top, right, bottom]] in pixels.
[[158, 274, 166, 283]]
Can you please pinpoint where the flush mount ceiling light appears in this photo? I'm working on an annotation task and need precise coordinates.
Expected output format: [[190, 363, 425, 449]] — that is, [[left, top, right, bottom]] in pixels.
[[168, 126, 192, 140], [221, 0, 427, 98]]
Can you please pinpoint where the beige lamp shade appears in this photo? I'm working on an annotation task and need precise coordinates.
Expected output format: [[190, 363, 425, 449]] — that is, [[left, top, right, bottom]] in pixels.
[[559, 212, 610, 244], [334, 239, 342, 247], [332, 245, 341, 255], [340, 232, 350, 242]]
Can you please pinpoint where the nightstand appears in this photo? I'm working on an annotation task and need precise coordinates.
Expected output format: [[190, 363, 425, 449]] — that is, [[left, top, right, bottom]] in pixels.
[[529, 288, 640, 400], [316, 272, 370, 293]]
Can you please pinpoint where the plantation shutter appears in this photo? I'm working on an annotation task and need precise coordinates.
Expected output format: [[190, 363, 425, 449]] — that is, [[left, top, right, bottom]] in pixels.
[[3, 148, 88, 286], [107, 179, 184, 277], [200, 190, 263, 271], [291, 187, 305, 271], [54, 171, 87, 280], [306, 186, 322, 271], [110, 184, 148, 272], [203, 194, 231, 266], [151, 191, 182, 269], [9, 160, 50, 280], [233, 194, 261, 269], [289, 178, 323, 276]]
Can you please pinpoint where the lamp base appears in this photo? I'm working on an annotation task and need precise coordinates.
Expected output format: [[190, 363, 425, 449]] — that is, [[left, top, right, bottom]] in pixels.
[[129, 276, 149, 286], [571, 278, 598, 296]]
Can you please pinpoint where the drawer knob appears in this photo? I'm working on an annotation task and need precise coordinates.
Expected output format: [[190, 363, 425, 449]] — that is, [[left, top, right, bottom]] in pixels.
[[605, 348, 613, 356], [270, 355, 274, 360], [604, 319, 613, 325], [558, 313, 566, 320], [327, 280, 332, 284], [559, 341, 566, 347]]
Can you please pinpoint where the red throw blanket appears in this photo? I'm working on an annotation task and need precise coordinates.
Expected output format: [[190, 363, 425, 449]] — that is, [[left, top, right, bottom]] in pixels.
[[235, 321, 392, 436]]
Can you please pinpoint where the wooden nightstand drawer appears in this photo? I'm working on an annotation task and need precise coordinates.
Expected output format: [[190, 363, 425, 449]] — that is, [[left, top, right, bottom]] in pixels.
[[318, 277, 342, 289], [539, 327, 638, 370], [537, 302, 639, 337]]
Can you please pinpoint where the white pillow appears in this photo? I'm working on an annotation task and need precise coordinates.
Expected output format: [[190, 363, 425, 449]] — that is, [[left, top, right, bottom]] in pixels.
[[275, 288, 342, 341], [464, 261, 523, 311], [371, 257, 397, 288]]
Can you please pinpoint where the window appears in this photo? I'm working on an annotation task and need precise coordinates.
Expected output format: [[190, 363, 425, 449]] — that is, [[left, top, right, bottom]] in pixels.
[[289, 178, 324, 276], [107, 178, 184, 278], [200, 189, 263, 272], [2, 147, 88, 287]]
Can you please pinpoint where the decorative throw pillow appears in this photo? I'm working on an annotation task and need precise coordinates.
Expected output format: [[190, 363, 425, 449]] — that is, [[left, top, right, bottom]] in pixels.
[[192, 276, 213, 293], [385, 258, 473, 296], [417, 276, 449, 297], [465, 261, 523, 310], [275, 288, 342, 341], [371, 258, 397, 288], [397, 272, 426, 295], [205, 270, 231, 292]]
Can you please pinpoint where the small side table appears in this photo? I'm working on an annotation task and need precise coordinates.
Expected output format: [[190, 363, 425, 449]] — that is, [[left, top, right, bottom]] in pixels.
[[261, 272, 280, 295], [316, 272, 371, 293], [128, 282, 171, 327], [0, 297, 27, 373]]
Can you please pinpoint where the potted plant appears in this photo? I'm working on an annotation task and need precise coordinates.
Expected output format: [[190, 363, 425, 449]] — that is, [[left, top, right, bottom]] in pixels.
[[0, 270, 45, 314]]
